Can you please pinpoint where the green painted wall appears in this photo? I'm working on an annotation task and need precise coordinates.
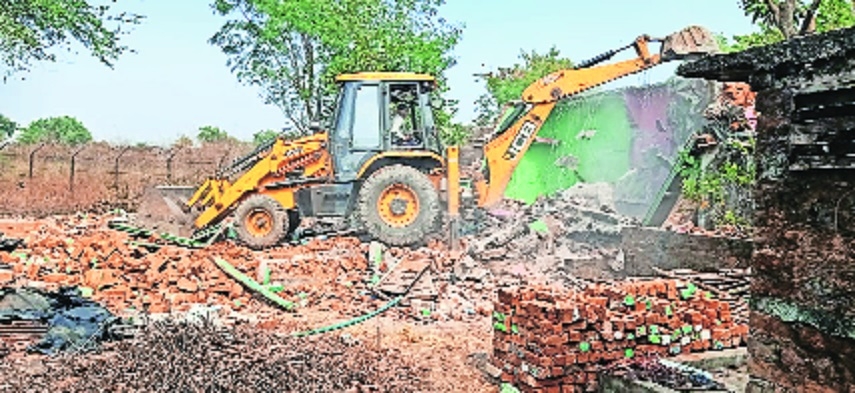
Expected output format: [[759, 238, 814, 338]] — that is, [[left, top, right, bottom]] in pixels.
[[505, 92, 632, 203]]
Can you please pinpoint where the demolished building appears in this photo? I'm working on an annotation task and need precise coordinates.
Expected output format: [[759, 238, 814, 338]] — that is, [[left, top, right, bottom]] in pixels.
[[678, 25, 855, 392]]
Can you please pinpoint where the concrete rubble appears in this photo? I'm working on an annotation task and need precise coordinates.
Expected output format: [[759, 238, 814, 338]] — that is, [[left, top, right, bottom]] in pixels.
[[468, 183, 634, 280]]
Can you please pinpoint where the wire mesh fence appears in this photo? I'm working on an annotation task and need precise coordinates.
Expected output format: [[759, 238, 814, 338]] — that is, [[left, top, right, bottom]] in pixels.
[[0, 141, 255, 216]]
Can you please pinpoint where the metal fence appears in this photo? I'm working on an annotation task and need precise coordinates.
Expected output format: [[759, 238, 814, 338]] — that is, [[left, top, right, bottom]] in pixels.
[[0, 141, 254, 215]]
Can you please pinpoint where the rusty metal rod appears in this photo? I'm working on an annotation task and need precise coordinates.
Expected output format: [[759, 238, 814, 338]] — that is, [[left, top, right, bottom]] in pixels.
[[69, 145, 86, 193], [28, 143, 46, 179], [113, 146, 131, 191], [166, 146, 182, 184]]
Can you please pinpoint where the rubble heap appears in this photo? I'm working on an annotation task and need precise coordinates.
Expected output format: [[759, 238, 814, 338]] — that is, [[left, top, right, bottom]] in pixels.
[[0, 215, 382, 317], [491, 280, 749, 392], [0, 214, 498, 334], [471, 183, 633, 269]]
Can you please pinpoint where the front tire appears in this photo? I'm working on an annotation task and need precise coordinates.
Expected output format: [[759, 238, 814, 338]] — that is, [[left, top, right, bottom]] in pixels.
[[356, 165, 441, 246], [233, 194, 290, 250]]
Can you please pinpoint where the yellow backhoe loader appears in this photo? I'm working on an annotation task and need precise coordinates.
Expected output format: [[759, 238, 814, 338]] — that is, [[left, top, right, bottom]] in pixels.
[[132, 26, 719, 249]]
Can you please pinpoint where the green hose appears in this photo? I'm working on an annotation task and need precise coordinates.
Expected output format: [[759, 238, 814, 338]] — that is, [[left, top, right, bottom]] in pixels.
[[212, 257, 295, 311], [109, 221, 226, 249], [115, 224, 409, 337], [291, 296, 403, 337], [291, 263, 429, 338], [212, 250, 428, 338], [214, 256, 404, 337]]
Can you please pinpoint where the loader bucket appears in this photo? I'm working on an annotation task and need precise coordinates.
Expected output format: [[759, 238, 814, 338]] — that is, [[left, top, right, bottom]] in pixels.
[[134, 186, 200, 237], [660, 25, 720, 61]]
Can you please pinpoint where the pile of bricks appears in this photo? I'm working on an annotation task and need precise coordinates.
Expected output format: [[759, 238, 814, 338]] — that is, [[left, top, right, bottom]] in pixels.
[[0, 214, 488, 325], [492, 280, 749, 392], [0, 216, 377, 317]]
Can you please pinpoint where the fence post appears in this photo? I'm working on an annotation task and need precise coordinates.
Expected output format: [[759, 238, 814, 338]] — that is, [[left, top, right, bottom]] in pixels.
[[29, 143, 46, 179], [69, 145, 87, 193], [113, 146, 131, 191], [166, 147, 182, 184], [216, 151, 230, 175]]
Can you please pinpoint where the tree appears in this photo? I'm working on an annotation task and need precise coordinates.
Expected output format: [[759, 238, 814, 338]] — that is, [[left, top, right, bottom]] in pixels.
[[17, 116, 93, 144], [252, 129, 279, 146], [720, 0, 855, 51], [474, 47, 574, 127], [0, 0, 143, 79], [209, 0, 462, 133], [0, 114, 17, 138], [196, 126, 231, 143]]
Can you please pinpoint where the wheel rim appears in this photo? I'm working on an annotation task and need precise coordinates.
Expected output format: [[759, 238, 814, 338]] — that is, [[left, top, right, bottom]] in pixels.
[[376, 183, 420, 228], [245, 208, 274, 237]]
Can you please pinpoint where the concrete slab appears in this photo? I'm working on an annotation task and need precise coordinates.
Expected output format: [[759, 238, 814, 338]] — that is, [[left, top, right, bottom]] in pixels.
[[619, 227, 751, 277]]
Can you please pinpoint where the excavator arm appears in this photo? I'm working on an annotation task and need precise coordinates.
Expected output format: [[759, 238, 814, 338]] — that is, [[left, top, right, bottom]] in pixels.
[[474, 25, 719, 208]]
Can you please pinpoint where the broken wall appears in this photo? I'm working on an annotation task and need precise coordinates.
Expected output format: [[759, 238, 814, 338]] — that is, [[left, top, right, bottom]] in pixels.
[[505, 77, 715, 220], [678, 26, 855, 392]]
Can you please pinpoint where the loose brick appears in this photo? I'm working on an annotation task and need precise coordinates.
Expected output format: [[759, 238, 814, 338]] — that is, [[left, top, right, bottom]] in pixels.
[[0, 269, 14, 284]]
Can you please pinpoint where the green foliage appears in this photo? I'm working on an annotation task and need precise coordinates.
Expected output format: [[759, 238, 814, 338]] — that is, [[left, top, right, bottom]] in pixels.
[[715, 27, 784, 53], [0, 0, 143, 78], [252, 128, 304, 146], [475, 47, 573, 126], [0, 114, 17, 138], [722, 0, 855, 51], [439, 123, 469, 146], [500, 383, 520, 393], [196, 126, 231, 143], [209, 0, 462, 132], [252, 129, 280, 146], [814, 0, 855, 32], [677, 137, 756, 230], [17, 115, 92, 145]]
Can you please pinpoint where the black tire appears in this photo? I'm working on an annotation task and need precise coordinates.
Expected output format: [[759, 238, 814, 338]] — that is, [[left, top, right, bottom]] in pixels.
[[356, 164, 441, 246], [233, 194, 290, 250]]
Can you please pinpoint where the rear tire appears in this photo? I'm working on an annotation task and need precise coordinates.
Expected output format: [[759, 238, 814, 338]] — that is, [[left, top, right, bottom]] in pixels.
[[233, 194, 290, 250], [356, 164, 441, 246]]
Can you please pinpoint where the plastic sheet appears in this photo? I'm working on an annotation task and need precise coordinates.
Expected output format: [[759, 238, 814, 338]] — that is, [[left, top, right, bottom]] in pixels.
[[0, 286, 120, 355]]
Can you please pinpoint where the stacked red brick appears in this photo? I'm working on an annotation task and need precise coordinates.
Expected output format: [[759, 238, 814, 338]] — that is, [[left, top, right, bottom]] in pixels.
[[492, 280, 749, 392]]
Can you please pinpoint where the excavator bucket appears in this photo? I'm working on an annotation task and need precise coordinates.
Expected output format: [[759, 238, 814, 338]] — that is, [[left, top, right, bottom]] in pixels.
[[660, 25, 720, 61], [134, 185, 200, 237]]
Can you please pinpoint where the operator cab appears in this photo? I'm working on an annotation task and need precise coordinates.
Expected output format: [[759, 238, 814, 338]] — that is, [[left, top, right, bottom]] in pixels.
[[327, 72, 443, 181]]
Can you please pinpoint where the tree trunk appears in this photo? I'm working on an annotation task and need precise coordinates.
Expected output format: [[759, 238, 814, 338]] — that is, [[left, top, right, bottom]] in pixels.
[[780, 0, 798, 38], [301, 33, 314, 123], [799, 0, 824, 35]]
